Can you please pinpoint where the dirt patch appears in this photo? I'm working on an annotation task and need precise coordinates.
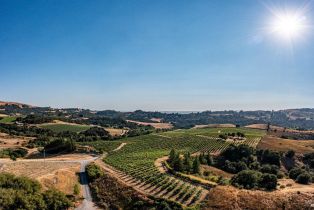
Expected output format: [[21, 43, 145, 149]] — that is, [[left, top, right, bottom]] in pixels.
[[104, 128, 128, 136], [204, 185, 314, 210], [127, 120, 173, 129], [113, 143, 127, 152], [257, 135, 314, 154], [151, 118, 162, 123]]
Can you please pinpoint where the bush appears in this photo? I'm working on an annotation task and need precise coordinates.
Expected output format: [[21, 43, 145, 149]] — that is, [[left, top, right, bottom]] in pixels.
[[259, 173, 277, 190], [260, 164, 279, 175], [86, 163, 104, 182], [289, 167, 304, 180], [224, 160, 248, 174], [231, 170, 262, 189], [43, 189, 72, 210], [0, 173, 72, 210], [257, 149, 281, 166], [296, 172, 312, 184], [44, 138, 76, 154], [285, 150, 295, 159]]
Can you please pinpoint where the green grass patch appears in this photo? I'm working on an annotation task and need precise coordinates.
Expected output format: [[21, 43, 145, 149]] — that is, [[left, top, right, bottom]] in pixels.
[[0, 116, 17, 124], [39, 123, 92, 133]]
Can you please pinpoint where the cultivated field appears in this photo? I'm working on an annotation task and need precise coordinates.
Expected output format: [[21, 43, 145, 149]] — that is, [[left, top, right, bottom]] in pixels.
[[84, 127, 265, 207], [38, 122, 92, 133]]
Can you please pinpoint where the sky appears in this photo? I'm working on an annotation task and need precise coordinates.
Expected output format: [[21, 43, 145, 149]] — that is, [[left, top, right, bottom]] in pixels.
[[1, 0, 314, 111]]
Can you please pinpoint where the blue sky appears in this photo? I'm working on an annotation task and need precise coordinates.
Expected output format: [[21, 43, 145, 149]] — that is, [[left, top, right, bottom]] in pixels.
[[1, 0, 314, 111]]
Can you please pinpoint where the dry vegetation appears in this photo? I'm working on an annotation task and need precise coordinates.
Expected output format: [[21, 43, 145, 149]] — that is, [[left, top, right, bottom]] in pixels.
[[0, 160, 81, 195], [257, 135, 314, 153], [127, 120, 173, 129], [194, 124, 236, 129], [204, 185, 314, 210], [0, 132, 33, 149]]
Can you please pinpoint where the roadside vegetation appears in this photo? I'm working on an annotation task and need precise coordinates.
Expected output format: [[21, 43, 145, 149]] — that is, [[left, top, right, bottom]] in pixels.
[[0, 173, 72, 210]]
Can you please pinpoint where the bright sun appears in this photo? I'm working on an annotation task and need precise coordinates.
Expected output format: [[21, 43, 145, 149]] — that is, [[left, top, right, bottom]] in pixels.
[[270, 12, 307, 40]]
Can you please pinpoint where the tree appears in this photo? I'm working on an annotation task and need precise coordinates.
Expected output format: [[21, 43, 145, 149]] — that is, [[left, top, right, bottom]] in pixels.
[[289, 167, 304, 180], [173, 155, 184, 172], [42, 189, 72, 210], [192, 157, 200, 174], [285, 150, 295, 159], [259, 173, 277, 190], [183, 152, 192, 173], [231, 170, 262, 189], [296, 172, 312, 184], [206, 153, 213, 166], [169, 149, 176, 164]]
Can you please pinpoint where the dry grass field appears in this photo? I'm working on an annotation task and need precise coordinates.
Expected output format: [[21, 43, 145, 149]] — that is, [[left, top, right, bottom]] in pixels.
[[257, 135, 314, 154], [193, 124, 236, 129], [0, 160, 81, 195], [204, 185, 314, 210], [126, 120, 173, 129], [0, 132, 33, 149]]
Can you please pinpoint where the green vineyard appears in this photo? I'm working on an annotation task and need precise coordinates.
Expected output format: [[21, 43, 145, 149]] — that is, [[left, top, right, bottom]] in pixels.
[[85, 128, 265, 207]]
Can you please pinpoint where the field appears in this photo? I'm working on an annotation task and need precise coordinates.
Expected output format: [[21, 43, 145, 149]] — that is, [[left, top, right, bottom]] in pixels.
[[0, 116, 17, 124], [127, 120, 173, 129], [84, 127, 265, 207], [257, 135, 314, 154], [39, 123, 92, 133], [0, 160, 81, 195]]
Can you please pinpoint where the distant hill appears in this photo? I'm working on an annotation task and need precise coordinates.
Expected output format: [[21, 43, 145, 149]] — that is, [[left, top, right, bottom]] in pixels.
[[1, 100, 314, 130], [0, 101, 35, 108]]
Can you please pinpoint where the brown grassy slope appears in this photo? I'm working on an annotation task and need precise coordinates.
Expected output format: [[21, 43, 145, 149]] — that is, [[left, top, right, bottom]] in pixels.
[[90, 173, 152, 209], [257, 135, 314, 154], [126, 120, 173, 129], [203, 186, 314, 210]]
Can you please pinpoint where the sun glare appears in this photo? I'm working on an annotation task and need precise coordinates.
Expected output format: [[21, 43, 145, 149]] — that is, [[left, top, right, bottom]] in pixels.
[[272, 13, 306, 39]]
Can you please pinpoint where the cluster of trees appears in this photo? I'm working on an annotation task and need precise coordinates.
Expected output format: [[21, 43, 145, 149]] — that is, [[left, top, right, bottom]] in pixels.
[[219, 132, 245, 140], [168, 149, 199, 174], [168, 149, 213, 174], [0, 148, 28, 160], [16, 114, 54, 124], [287, 152, 314, 184], [0, 173, 72, 210], [231, 170, 277, 190], [44, 138, 76, 154], [214, 145, 284, 190]]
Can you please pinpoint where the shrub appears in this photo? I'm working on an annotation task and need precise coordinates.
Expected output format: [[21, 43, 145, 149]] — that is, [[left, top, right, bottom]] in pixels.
[[43, 189, 72, 210], [44, 138, 76, 154], [260, 164, 279, 175], [231, 170, 262, 189], [289, 167, 304, 180], [296, 172, 312, 184], [259, 173, 277, 190], [86, 163, 104, 182], [285, 150, 295, 159]]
